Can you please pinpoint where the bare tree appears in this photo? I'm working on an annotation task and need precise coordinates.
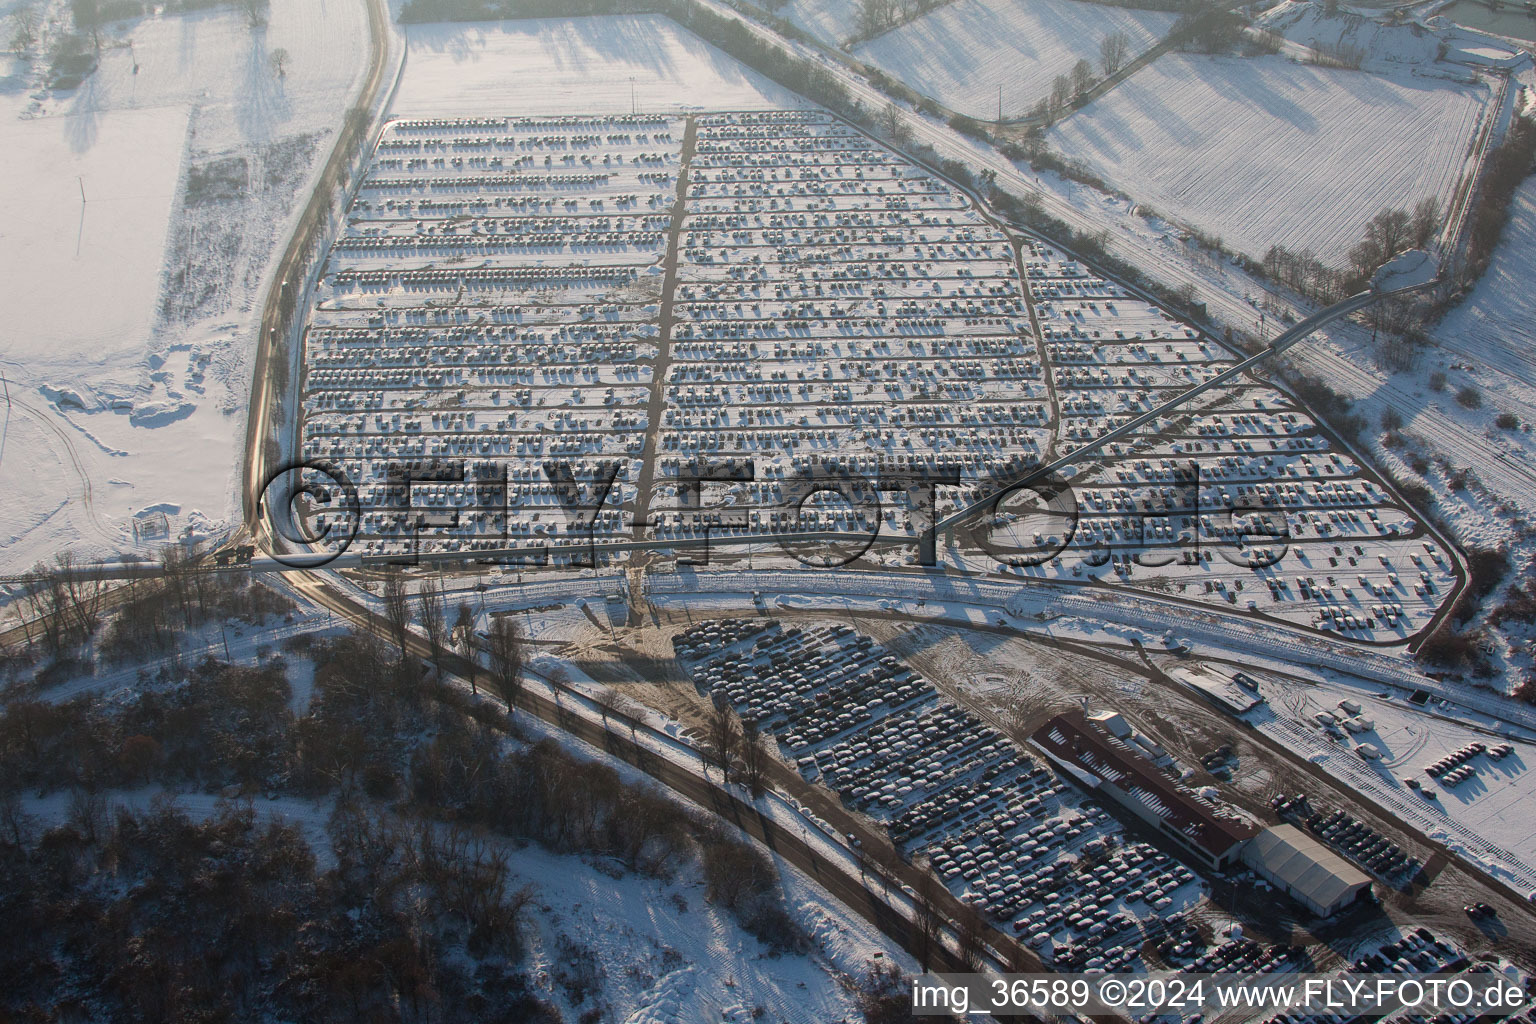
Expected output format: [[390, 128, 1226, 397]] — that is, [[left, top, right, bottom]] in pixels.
[[879, 102, 910, 145], [160, 543, 196, 630], [706, 696, 740, 785], [454, 601, 476, 694], [593, 686, 623, 731], [485, 616, 524, 710], [1370, 206, 1414, 260], [239, 0, 270, 28], [1071, 58, 1094, 98], [9, 6, 40, 54], [56, 550, 104, 640], [269, 47, 289, 78], [67, 787, 109, 845], [416, 577, 448, 679], [20, 562, 67, 657], [1351, 205, 1414, 276], [0, 790, 32, 849], [913, 867, 944, 971], [740, 717, 768, 797], [858, 0, 896, 38], [1050, 74, 1072, 113], [1412, 195, 1441, 248], [1100, 31, 1130, 76], [956, 901, 988, 972], [70, 0, 101, 49], [381, 572, 411, 665]]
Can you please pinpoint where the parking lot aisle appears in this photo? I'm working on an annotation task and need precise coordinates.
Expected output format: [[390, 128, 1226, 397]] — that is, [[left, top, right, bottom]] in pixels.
[[631, 115, 698, 541]]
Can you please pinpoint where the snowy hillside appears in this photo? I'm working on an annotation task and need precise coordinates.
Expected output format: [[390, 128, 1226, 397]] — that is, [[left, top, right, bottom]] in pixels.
[[1426, 178, 1536, 501], [1256, 1, 1444, 67], [850, 0, 1176, 117], [1438, 183, 1536, 394], [1046, 53, 1490, 265]]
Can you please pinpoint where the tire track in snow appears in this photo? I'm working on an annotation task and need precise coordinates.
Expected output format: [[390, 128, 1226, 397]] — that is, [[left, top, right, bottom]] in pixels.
[[6, 395, 119, 551]]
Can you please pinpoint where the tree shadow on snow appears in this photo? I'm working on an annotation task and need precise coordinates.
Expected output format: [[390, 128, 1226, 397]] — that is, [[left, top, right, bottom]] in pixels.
[[236, 25, 291, 146]]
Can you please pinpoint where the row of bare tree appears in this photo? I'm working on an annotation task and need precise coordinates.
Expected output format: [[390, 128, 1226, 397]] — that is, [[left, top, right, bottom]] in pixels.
[[703, 695, 771, 797], [14, 552, 105, 657], [378, 572, 524, 709]]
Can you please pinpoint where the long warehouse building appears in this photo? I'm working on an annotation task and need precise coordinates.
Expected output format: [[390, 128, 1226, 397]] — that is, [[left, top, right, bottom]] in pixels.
[[1242, 823, 1373, 917]]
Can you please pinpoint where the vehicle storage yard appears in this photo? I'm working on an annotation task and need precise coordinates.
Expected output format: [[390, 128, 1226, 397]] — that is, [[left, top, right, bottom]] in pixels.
[[9, 2, 1536, 1019], [673, 617, 1216, 967], [297, 110, 1457, 639], [660, 616, 1504, 982]]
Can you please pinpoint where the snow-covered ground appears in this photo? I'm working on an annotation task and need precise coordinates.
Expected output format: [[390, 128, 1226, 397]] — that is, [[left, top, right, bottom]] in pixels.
[[1255, 1, 1446, 68], [394, 16, 810, 117], [1253, 670, 1536, 893], [518, 838, 907, 1024], [1046, 52, 1491, 265], [849, 0, 1175, 118], [0, 0, 369, 571], [0, 108, 186, 367], [775, 0, 862, 45], [1435, 179, 1536, 421]]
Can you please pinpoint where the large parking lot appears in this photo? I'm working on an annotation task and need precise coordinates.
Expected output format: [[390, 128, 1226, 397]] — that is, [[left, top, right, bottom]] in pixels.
[[672, 617, 1207, 966], [666, 616, 1493, 991], [295, 110, 1455, 639]]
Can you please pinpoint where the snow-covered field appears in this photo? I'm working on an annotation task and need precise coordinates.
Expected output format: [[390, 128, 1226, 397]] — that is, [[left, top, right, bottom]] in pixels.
[[0, 108, 186, 366], [394, 16, 809, 117], [775, 0, 861, 44], [1046, 53, 1490, 264], [849, 0, 1175, 118], [1254, 671, 1536, 893], [0, 0, 368, 571]]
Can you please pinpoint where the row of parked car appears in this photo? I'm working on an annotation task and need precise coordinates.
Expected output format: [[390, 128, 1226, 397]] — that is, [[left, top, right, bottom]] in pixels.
[[1271, 794, 1419, 885], [674, 617, 1207, 956], [1426, 741, 1489, 778], [1250, 930, 1468, 1024]]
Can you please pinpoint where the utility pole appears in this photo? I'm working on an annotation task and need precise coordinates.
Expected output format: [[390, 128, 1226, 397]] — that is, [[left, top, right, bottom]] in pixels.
[[997, 84, 1002, 122], [76, 177, 87, 258], [630, 77, 636, 116]]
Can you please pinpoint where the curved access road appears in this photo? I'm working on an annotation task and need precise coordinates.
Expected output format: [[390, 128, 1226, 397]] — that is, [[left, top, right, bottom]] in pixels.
[[240, 0, 392, 536], [936, 278, 1437, 536]]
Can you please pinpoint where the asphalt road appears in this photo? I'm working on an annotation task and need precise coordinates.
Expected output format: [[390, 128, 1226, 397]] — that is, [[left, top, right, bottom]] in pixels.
[[240, 0, 391, 531]]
